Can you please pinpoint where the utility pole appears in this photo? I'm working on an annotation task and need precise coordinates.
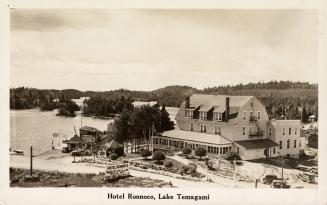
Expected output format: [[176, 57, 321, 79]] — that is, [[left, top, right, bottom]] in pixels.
[[30, 146, 33, 176], [281, 154, 284, 189], [80, 101, 83, 129]]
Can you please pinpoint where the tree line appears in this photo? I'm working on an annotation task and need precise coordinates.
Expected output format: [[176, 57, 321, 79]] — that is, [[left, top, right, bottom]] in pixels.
[[10, 87, 80, 116], [10, 81, 318, 121]]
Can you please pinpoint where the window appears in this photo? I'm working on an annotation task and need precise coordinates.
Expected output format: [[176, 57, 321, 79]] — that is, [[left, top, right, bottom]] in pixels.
[[273, 148, 276, 154], [283, 128, 285, 135], [214, 125, 221, 135], [190, 123, 193, 131], [242, 126, 246, 135], [214, 112, 222, 121], [294, 140, 297, 148], [201, 124, 206, 133], [295, 128, 297, 135], [287, 139, 290, 149], [249, 111, 253, 117], [289, 128, 292, 135], [243, 111, 247, 119], [257, 111, 261, 119], [249, 126, 253, 134], [279, 141, 282, 149], [186, 109, 193, 118], [269, 127, 272, 136], [200, 111, 207, 120], [300, 141, 301, 148], [250, 101, 254, 107]]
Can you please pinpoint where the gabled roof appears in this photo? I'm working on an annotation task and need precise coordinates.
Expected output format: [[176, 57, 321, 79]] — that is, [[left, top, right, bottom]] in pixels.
[[106, 139, 123, 149], [189, 94, 253, 115], [198, 104, 214, 112], [80, 126, 99, 133], [235, 139, 279, 149], [66, 135, 82, 144]]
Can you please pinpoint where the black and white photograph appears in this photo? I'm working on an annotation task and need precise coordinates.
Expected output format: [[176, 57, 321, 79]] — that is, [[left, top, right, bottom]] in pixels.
[[1, 1, 326, 205]]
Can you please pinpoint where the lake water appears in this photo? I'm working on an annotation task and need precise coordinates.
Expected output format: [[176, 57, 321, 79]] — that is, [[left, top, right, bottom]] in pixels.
[[10, 101, 178, 155]]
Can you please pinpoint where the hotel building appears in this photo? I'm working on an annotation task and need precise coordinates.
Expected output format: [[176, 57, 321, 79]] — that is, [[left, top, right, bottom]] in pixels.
[[152, 94, 301, 160]]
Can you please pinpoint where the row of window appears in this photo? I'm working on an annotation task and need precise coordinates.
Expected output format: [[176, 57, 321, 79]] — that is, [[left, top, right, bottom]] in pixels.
[[153, 138, 231, 155], [196, 124, 221, 135], [243, 111, 261, 119], [153, 138, 168, 146], [279, 139, 299, 149], [268, 127, 298, 136], [186, 110, 223, 121], [207, 146, 230, 154]]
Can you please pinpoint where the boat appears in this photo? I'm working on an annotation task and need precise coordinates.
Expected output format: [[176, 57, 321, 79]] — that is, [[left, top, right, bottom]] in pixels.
[[10, 149, 24, 156]]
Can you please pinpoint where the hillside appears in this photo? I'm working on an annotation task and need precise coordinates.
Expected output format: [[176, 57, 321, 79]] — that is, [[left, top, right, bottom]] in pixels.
[[10, 81, 318, 121]]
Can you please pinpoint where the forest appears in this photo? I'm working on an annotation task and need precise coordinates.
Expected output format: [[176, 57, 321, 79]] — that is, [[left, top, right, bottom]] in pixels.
[[10, 81, 318, 122]]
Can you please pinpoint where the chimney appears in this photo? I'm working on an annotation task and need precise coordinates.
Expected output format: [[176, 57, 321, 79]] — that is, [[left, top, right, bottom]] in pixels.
[[225, 97, 230, 122], [185, 96, 190, 109]]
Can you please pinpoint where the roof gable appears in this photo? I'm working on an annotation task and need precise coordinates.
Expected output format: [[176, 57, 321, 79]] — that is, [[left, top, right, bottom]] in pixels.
[[189, 94, 253, 113]]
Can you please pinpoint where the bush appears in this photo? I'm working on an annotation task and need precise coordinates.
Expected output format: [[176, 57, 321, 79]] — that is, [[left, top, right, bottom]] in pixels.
[[182, 147, 192, 158], [152, 150, 166, 163], [140, 149, 152, 159], [224, 150, 240, 161], [181, 165, 190, 174], [195, 147, 207, 160], [164, 161, 173, 168], [206, 160, 214, 170], [187, 162, 197, 174], [110, 153, 118, 160]]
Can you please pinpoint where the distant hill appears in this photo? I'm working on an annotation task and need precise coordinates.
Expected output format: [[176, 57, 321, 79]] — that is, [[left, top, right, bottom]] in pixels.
[[10, 81, 318, 121]]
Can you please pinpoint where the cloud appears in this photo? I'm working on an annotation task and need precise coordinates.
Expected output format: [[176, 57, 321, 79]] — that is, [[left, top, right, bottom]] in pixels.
[[10, 9, 318, 91]]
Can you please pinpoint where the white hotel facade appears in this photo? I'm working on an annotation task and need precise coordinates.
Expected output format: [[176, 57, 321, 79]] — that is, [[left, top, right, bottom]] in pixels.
[[152, 94, 301, 160]]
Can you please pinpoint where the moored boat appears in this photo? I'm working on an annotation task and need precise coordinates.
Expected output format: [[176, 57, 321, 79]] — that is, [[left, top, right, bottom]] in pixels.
[[10, 149, 24, 156]]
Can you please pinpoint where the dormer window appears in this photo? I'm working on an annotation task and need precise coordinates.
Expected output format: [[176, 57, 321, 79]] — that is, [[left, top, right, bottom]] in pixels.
[[250, 101, 254, 107], [186, 109, 193, 118], [199, 111, 207, 120], [214, 112, 222, 121]]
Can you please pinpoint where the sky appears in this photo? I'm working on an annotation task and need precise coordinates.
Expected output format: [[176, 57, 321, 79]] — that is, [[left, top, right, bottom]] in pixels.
[[10, 9, 318, 91]]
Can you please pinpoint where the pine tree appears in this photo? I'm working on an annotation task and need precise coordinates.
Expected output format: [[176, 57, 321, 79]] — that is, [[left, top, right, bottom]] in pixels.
[[160, 105, 174, 132], [302, 106, 308, 123]]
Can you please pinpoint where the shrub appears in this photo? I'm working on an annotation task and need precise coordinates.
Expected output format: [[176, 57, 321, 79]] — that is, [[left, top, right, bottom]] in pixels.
[[206, 160, 214, 170], [195, 147, 207, 160], [181, 165, 190, 174], [140, 149, 152, 159], [182, 147, 192, 158], [164, 161, 173, 168], [110, 153, 118, 160], [188, 163, 197, 173], [152, 151, 166, 164], [224, 150, 240, 161]]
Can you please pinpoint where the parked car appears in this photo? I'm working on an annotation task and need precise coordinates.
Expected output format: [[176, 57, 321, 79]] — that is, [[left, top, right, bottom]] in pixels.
[[261, 174, 278, 184], [271, 179, 291, 188]]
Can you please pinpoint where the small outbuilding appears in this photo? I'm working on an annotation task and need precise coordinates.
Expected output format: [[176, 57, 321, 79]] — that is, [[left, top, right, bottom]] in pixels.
[[105, 139, 124, 157]]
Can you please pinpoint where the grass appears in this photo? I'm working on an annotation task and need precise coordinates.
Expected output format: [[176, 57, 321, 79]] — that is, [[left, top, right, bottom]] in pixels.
[[10, 168, 173, 188]]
